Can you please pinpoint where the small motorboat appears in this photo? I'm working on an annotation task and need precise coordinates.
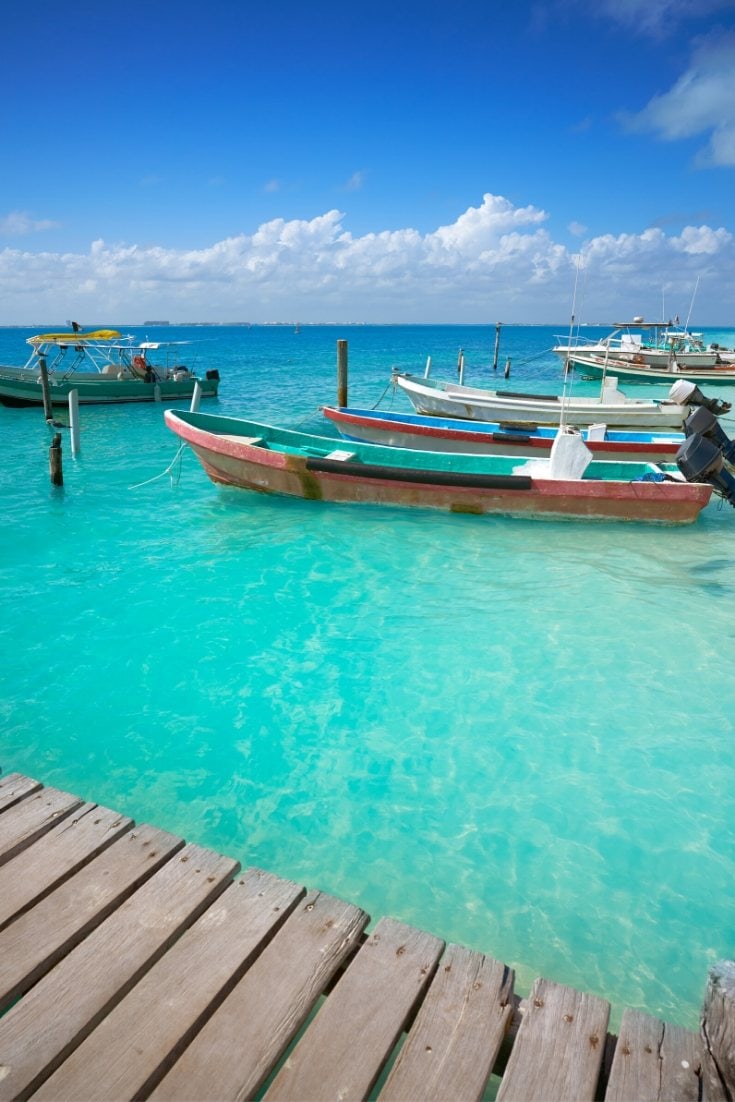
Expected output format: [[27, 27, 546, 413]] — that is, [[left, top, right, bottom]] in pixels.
[[0, 327, 221, 407], [164, 408, 732, 525]]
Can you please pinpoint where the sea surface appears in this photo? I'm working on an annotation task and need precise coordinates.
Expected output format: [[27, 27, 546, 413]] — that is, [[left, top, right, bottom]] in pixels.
[[2, 322, 735, 1032]]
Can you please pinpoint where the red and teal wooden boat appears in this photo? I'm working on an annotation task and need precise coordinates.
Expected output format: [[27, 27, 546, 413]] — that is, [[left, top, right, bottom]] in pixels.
[[165, 409, 715, 524]]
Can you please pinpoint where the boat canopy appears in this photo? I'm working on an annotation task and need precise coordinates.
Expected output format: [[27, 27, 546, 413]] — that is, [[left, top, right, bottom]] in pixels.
[[27, 330, 122, 345]]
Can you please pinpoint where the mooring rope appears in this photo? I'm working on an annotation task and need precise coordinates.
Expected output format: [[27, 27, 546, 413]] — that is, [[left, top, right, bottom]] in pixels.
[[129, 442, 187, 490]]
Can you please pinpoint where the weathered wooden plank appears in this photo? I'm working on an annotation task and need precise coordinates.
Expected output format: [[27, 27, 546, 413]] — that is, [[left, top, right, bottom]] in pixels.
[[151, 889, 369, 1102], [0, 842, 237, 1101], [0, 786, 82, 866], [0, 822, 182, 1013], [605, 1009, 702, 1101], [496, 978, 610, 1102], [35, 868, 304, 1102], [266, 916, 444, 1101], [0, 773, 42, 814], [0, 802, 132, 932], [379, 944, 515, 1102], [660, 1021, 703, 1101]]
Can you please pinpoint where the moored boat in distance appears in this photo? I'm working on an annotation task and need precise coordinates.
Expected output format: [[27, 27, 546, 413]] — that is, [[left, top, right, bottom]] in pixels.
[[392, 371, 725, 429], [561, 349, 735, 386], [0, 327, 221, 407], [554, 318, 735, 383], [164, 408, 720, 525], [322, 405, 687, 463]]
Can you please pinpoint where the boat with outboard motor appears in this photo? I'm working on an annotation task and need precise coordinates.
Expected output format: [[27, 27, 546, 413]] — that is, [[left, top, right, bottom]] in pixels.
[[0, 327, 221, 407], [163, 407, 733, 524], [392, 371, 729, 429]]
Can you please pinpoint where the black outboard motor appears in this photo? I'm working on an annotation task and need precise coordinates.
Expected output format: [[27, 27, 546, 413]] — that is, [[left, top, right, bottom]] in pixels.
[[683, 405, 735, 465], [677, 435, 735, 506], [669, 379, 732, 417]]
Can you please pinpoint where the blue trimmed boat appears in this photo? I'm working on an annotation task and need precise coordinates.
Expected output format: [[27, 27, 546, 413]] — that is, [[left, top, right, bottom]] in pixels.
[[323, 405, 686, 464]]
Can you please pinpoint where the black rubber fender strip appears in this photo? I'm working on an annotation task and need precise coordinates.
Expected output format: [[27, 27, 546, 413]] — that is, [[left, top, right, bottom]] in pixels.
[[491, 432, 532, 443], [495, 390, 560, 401], [305, 457, 534, 490]]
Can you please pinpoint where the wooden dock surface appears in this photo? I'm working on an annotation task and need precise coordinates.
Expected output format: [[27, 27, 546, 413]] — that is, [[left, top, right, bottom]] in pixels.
[[0, 772, 712, 1101]]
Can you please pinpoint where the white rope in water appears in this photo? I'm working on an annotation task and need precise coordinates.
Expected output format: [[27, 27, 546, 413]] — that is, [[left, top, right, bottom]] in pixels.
[[129, 442, 187, 490]]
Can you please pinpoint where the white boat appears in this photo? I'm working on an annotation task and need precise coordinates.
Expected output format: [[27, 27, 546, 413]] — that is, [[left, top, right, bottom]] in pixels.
[[554, 319, 735, 374], [560, 349, 735, 387], [392, 372, 711, 429]]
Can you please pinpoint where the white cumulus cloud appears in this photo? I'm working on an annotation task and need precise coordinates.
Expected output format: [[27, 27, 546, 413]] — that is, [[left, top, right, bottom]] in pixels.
[[0, 193, 733, 322]]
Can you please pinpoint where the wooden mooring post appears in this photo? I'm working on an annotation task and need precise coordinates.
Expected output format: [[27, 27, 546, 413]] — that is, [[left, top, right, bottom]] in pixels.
[[493, 322, 503, 371], [49, 432, 63, 486], [337, 340, 348, 408], [38, 354, 54, 423]]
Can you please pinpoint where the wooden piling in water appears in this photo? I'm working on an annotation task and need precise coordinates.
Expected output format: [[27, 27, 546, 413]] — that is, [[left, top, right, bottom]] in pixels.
[[504, 357, 512, 379], [493, 322, 503, 371], [49, 432, 63, 486], [38, 355, 54, 422], [337, 340, 348, 408]]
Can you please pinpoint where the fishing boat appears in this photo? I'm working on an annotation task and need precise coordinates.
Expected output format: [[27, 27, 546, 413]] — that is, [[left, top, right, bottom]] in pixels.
[[0, 328, 221, 407], [561, 349, 735, 386], [164, 408, 718, 524], [554, 319, 735, 384], [392, 371, 723, 429], [322, 405, 687, 463]]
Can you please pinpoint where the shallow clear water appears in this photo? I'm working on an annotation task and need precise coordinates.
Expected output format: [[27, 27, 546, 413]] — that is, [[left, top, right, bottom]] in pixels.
[[2, 323, 735, 1031]]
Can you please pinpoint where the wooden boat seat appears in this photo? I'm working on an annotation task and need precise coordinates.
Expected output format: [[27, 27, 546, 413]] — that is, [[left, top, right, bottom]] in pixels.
[[219, 434, 265, 447], [302, 446, 356, 459], [325, 449, 356, 461]]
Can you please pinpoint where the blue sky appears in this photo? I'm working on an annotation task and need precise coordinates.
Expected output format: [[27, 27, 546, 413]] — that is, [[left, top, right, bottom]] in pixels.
[[2, 0, 735, 323]]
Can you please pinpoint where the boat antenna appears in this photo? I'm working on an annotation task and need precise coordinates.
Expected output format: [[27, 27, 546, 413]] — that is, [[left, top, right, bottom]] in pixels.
[[560, 254, 583, 430], [684, 276, 700, 330]]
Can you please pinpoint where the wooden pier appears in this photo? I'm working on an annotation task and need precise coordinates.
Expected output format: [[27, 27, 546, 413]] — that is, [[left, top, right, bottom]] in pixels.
[[0, 772, 731, 1101]]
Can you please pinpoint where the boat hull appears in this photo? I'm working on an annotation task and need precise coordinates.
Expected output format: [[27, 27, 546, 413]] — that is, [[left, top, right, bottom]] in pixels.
[[166, 411, 711, 524], [323, 406, 683, 463], [567, 354, 735, 386], [393, 374, 687, 429], [0, 367, 219, 407]]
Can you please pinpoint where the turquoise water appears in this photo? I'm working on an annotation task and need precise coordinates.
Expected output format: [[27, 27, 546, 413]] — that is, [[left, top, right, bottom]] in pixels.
[[2, 323, 735, 1031]]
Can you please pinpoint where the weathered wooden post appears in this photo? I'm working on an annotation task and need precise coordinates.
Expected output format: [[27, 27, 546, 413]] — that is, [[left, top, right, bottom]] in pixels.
[[38, 354, 54, 422], [49, 432, 63, 486], [456, 347, 464, 376], [702, 960, 735, 1100], [337, 340, 348, 408], [68, 390, 80, 456], [504, 357, 511, 379], [493, 322, 502, 371], [458, 351, 466, 385]]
